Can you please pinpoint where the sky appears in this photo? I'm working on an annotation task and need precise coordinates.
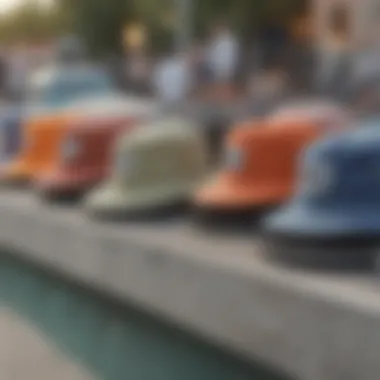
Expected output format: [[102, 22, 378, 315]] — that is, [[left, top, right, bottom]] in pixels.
[[0, 0, 53, 14], [0, 0, 22, 14]]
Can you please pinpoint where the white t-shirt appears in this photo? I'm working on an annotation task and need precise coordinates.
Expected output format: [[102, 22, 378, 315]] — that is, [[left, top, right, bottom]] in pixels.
[[153, 57, 191, 104], [207, 32, 239, 81]]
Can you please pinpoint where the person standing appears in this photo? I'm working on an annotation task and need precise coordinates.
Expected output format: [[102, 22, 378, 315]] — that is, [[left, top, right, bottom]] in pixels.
[[152, 47, 192, 109], [0, 48, 8, 98], [206, 21, 240, 86], [8, 45, 29, 101], [259, 19, 289, 69], [315, 7, 351, 99], [285, 16, 316, 94], [126, 46, 151, 95]]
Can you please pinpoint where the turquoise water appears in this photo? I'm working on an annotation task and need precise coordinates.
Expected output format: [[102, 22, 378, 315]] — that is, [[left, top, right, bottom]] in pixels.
[[0, 251, 291, 380]]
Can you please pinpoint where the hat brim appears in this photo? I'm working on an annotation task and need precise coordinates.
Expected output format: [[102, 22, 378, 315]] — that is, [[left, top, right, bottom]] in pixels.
[[0, 160, 32, 186], [84, 181, 197, 219], [264, 203, 380, 238], [194, 176, 290, 210], [262, 203, 380, 270]]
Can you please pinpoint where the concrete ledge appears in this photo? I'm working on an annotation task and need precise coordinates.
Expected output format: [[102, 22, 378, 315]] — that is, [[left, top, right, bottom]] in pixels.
[[0, 191, 380, 380]]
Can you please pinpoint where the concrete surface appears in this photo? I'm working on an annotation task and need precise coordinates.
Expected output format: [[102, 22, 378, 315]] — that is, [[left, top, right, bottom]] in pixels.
[[0, 190, 379, 380], [0, 307, 94, 380]]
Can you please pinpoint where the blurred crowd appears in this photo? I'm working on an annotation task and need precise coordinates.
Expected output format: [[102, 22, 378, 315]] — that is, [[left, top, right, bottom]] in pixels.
[[121, 20, 380, 110], [0, 42, 55, 101], [123, 20, 304, 105], [1, 17, 380, 112]]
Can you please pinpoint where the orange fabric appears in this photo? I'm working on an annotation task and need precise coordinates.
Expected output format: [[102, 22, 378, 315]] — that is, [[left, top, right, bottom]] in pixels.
[[194, 119, 327, 209], [196, 174, 293, 209], [269, 105, 351, 132], [34, 116, 137, 193], [2, 113, 76, 181]]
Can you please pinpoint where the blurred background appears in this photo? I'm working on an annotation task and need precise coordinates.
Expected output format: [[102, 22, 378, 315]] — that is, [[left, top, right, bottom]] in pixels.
[[0, 1, 379, 379], [0, 0, 354, 102]]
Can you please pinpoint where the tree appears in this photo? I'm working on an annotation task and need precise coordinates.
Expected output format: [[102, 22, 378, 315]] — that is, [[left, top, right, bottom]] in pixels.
[[60, 0, 135, 57], [56, 0, 308, 56], [0, 0, 69, 44]]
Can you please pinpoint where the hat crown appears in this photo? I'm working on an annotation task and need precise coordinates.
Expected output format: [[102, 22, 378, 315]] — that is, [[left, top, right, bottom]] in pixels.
[[113, 118, 208, 189], [299, 124, 380, 207]]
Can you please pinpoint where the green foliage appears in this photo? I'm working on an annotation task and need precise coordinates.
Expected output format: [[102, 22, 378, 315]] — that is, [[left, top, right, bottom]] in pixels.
[[194, 0, 307, 39], [0, 0, 307, 55], [63, 0, 134, 57], [62, 0, 306, 56], [131, 0, 174, 53], [0, 0, 69, 44]]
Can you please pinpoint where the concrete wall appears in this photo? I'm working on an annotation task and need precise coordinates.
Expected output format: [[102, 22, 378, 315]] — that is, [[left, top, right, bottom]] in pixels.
[[1, 253, 275, 380], [0, 190, 379, 380]]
